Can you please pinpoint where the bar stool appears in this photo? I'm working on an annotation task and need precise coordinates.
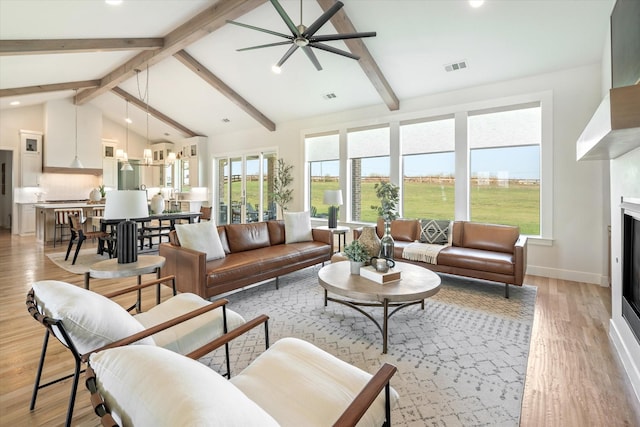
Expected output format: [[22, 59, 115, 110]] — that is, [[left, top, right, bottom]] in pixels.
[[53, 209, 83, 247], [90, 207, 105, 231]]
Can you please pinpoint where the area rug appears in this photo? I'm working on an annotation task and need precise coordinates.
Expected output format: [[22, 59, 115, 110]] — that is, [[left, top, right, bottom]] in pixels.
[[199, 266, 536, 426]]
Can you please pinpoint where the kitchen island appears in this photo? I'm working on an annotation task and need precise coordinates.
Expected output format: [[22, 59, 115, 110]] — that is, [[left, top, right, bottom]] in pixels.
[[35, 202, 105, 244]]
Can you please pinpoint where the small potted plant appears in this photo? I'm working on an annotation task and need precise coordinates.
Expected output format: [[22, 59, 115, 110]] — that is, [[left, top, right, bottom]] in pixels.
[[343, 240, 369, 275]]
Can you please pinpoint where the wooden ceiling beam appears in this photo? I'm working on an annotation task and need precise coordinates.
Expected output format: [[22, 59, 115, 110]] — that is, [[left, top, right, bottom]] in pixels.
[[0, 38, 163, 56], [76, 0, 267, 105], [173, 50, 276, 132], [0, 80, 100, 97], [316, 0, 399, 111], [111, 86, 199, 138]]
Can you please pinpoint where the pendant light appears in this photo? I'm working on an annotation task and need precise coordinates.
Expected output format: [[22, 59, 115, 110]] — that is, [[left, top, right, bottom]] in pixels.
[[120, 99, 133, 172], [70, 89, 84, 168], [137, 68, 153, 166]]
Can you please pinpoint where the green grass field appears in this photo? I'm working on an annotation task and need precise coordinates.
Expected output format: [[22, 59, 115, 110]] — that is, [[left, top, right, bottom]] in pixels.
[[233, 179, 540, 235]]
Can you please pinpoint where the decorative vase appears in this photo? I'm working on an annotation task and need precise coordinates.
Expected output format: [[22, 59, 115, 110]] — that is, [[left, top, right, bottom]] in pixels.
[[150, 194, 165, 215], [89, 188, 101, 202], [350, 261, 364, 275], [358, 226, 381, 260], [379, 221, 395, 260]]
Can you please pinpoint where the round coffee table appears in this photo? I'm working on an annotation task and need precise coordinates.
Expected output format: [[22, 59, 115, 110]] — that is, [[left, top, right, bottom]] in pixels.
[[318, 261, 441, 353]]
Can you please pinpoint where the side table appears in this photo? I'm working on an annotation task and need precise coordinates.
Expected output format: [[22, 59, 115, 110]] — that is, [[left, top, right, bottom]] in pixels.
[[316, 225, 350, 253], [84, 255, 166, 312]]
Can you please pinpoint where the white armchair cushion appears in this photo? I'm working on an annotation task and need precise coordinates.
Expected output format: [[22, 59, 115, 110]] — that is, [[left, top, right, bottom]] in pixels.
[[175, 221, 225, 261], [230, 337, 399, 427], [284, 211, 313, 243], [90, 346, 279, 427], [134, 293, 246, 355], [32, 280, 155, 355]]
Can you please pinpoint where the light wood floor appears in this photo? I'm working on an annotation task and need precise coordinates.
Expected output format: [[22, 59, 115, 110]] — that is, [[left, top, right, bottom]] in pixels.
[[1, 230, 639, 426]]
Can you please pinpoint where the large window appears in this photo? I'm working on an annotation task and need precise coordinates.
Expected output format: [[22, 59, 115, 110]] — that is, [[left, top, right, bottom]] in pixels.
[[348, 126, 390, 222], [468, 103, 541, 235], [401, 117, 455, 219], [306, 133, 339, 219]]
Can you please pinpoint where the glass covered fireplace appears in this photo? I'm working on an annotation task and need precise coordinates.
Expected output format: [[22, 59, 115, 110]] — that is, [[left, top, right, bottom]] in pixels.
[[622, 198, 640, 344]]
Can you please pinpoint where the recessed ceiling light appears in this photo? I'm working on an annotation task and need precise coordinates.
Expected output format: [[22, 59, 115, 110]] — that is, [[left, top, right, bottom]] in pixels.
[[10, 101, 20, 106], [125, 117, 132, 124], [469, 0, 484, 8], [105, 0, 123, 5]]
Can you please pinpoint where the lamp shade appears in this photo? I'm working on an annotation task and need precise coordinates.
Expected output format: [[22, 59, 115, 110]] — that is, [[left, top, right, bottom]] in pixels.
[[323, 190, 343, 206], [104, 190, 149, 220]]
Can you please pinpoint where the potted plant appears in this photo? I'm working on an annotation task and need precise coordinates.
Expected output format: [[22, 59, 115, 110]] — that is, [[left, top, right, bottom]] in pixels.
[[371, 181, 400, 259], [343, 240, 369, 275], [271, 158, 293, 218]]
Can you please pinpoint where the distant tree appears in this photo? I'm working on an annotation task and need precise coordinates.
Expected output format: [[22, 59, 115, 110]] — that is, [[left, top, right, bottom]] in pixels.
[[271, 158, 293, 217]]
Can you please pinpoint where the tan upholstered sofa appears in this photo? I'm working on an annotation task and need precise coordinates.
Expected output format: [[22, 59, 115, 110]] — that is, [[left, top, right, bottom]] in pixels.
[[356, 218, 527, 298], [159, 220, 333, 299]]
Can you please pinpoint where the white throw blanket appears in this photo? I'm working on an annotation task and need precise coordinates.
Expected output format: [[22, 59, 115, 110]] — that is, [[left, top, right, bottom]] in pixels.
[[402, 242, 445, 265]]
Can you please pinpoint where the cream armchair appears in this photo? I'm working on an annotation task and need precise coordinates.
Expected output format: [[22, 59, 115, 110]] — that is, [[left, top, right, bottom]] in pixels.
[[26, 277, 246, 427]]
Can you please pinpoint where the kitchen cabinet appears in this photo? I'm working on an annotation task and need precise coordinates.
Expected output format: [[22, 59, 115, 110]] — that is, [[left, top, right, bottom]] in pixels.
[[20, 130, 42, 187], [18, 203, 36, 235]]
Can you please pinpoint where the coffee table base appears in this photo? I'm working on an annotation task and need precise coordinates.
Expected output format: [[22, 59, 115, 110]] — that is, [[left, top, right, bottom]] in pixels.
[[324, 289, 425, 354]]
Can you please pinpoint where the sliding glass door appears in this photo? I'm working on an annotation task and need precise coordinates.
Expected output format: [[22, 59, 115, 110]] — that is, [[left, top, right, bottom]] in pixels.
[[215, 152, 277, 225]]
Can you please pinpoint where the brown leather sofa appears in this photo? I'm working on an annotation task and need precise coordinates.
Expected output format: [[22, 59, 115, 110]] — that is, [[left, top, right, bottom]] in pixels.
[[356, 218, 527, 298], [159, 220, 333, 299]]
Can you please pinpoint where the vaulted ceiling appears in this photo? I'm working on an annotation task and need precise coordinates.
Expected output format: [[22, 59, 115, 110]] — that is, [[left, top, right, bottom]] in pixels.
[[0, 0, 614, 144]]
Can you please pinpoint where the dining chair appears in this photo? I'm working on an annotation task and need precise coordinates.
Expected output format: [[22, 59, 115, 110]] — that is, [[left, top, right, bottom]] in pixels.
[[64, 214, 112, 264], [53, 208, 83, 247]]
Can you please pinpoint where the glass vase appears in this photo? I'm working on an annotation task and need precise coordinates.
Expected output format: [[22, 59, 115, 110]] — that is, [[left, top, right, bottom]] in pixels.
[[379, 221, 395, 260]]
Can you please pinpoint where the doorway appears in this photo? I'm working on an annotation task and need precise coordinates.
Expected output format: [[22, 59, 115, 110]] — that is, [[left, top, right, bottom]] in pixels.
[[0, 150, 14, 230], [215, 152, 277, 225]]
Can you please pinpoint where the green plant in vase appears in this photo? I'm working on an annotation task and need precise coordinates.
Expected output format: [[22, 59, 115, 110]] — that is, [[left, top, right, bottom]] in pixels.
[[371, 181, 400, 260], [343, 240, 369, 275]]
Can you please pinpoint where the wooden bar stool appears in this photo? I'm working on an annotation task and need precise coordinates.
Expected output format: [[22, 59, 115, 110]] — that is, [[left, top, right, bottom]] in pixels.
[[53, 209, 83, 247]]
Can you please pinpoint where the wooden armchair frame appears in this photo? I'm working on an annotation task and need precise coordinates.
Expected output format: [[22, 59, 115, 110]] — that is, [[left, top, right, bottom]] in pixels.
[[26, 275, 238, 427], [85, 315, 397, 427]]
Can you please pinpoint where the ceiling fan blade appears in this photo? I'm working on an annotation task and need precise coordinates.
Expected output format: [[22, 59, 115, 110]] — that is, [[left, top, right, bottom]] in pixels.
[[275, 44, 299, 67], [226, 20, 292, 39], [303, 1, 344, 38], [270, 0, 300, 37], [237, 41, 293, 52], [310, 31, 376, 43], [310, 42, 359, 60], [302, 46, 323, 71]]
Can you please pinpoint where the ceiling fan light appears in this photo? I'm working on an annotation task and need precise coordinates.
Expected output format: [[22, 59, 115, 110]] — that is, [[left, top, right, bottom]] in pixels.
[[271, 65, 282, 74], [469, 0, 485, 8]]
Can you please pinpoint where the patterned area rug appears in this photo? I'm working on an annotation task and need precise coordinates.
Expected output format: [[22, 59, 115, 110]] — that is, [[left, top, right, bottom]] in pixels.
[[200, 266, 537, 426]]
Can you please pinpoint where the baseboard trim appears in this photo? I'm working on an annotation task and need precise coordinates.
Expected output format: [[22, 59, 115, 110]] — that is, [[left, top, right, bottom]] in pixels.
[[526, 265, 609, 286], [609, 318, 640, 412]]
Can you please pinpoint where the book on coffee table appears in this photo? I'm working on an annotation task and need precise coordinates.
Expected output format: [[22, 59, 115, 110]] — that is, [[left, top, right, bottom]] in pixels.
[[360, 266, 402, 284]]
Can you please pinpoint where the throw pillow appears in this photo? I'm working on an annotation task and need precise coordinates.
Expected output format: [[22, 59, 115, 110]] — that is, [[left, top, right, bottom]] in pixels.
[[32, 280, 155, 355], [420, 219, 451, 245], [175, 222, 225, 261], [284, 211, 313, 244]]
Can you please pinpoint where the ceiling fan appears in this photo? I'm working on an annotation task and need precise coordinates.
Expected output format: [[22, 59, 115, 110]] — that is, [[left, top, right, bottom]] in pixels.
[[227, 0, 376, 72]]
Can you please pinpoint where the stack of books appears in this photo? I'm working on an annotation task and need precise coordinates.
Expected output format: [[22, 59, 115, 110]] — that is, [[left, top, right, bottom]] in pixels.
[[360, 265, 402, 284]]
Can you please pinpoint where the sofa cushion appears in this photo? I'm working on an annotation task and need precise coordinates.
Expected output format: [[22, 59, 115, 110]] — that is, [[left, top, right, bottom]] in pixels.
[[230, 337, 399, 427], [267, 220, 286, 245], [437, 246, 515, 275], [284, 211, 313, 243], [420, 219, 451, 245], [90, 346, 279, 427], [460, 222, 519, 254], [377, 218, 420, 241], [32, 280, 155, 355], [174, 222, 225, 261], [134, 293, 245, 355], [225, 222, 271, 253]]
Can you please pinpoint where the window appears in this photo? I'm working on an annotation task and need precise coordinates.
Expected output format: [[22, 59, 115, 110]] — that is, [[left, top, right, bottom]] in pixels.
[[348, 126, 390, 222], [401, 117, 455, 219], [468, 103, 541, 235], [306, 133, 340, 219]]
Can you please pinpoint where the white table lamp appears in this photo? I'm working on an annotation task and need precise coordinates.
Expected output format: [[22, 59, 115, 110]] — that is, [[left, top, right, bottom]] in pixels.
[[104, 191, 149, 264], [323, 190, 343, 229]]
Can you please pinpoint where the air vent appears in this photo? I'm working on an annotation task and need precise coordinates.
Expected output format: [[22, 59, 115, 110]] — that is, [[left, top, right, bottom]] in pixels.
[[323, 93, 337, 100], [222, 118, 231, 123], [444, 60, 468, 72]]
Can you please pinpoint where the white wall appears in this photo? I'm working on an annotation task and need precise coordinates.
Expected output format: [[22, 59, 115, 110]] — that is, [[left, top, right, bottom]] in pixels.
[[211, 63, 609, 285]]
